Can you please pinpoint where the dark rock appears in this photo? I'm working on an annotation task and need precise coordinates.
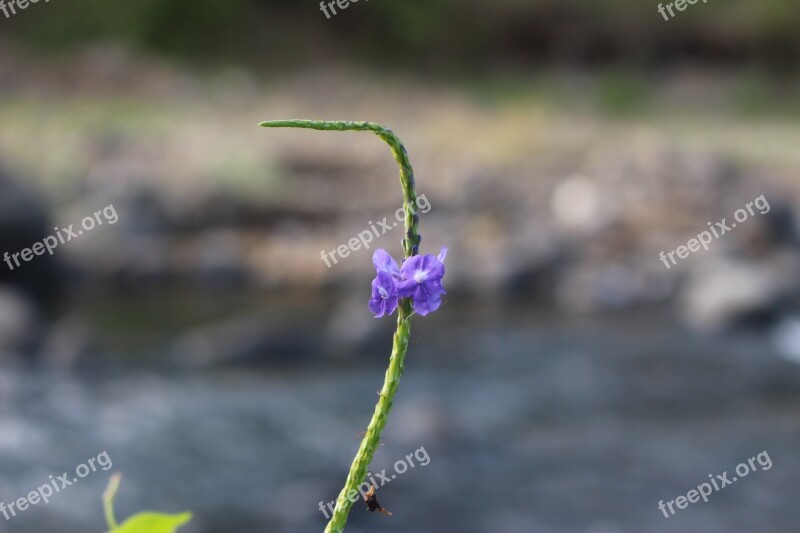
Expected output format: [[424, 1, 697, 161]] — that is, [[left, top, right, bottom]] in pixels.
[[0, 165, 63, 314]]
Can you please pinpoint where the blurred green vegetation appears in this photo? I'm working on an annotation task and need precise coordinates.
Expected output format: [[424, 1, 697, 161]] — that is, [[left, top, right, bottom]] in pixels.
[[8, 0, 258, 59], [5, 0, 800, 72]]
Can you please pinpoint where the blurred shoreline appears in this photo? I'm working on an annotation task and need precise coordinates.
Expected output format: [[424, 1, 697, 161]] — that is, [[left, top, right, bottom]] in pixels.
[[1, 48, 800, 368]]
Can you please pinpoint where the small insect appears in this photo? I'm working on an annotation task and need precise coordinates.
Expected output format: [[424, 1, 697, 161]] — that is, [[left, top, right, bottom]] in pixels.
[[364, 486, 392, 516]]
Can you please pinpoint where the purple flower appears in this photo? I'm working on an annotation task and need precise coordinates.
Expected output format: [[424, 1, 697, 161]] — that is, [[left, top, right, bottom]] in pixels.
[[372, 248, 401, 279], [369, 247, 447, 317], [397, 247, 447, 316], [369, 270, 399, 317]]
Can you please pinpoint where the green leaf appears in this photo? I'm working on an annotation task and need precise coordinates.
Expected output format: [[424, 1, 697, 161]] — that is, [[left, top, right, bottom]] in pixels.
[[109, 511, 192, 533]]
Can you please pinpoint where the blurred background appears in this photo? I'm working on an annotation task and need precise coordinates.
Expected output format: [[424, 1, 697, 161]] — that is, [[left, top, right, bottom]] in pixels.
[[1, 1, 799, 531]]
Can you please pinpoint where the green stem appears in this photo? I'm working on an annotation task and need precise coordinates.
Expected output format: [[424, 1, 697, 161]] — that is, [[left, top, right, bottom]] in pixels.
[[259, 120, 421, 532], [102, 473, 122, 530], [259, 120, 421, 257]]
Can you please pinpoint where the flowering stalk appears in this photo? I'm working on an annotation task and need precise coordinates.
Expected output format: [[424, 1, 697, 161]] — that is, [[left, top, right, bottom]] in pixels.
[[259, 120, 422, 532]]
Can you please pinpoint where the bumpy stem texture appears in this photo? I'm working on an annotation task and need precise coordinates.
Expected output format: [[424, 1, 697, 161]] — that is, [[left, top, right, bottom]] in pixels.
[[259, 120, 421, 532]]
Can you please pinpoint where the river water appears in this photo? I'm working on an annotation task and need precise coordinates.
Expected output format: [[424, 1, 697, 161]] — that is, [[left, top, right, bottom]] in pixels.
[[0, 299, 797, 532]]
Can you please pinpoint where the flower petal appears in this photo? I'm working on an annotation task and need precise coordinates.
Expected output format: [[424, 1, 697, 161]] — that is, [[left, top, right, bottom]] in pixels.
[[400, 254, 444, 285], [373, 249, 401, 277], [369, 271, 398, 317], [413, 292, 442, 316]]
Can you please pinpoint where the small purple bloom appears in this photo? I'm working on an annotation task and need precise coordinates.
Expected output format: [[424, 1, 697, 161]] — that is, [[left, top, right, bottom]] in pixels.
[[369, 247, 447, 317], [369, 270, 399, 317], [398, 247, 447, 316]]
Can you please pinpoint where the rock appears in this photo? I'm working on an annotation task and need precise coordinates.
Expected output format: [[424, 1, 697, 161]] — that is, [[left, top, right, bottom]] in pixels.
[[550, 176, 610, 235], [0, 165, 63, 313], [680, 255, 800, 330]]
